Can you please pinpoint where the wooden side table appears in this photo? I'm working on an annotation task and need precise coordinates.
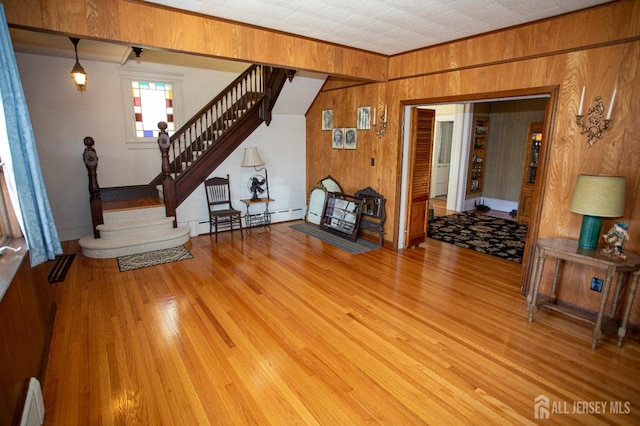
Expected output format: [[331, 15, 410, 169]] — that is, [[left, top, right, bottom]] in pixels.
[[240, 198, 274, 233], [527, 237, 640, 349]]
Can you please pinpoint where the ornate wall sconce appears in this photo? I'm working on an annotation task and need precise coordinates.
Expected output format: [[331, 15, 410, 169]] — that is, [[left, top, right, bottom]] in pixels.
[[373, 104, 387, 139], [575, 86, 616, 147]]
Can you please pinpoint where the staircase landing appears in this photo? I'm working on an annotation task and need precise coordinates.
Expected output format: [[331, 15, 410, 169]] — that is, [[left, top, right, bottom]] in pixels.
[[103, 196, 164, 211]]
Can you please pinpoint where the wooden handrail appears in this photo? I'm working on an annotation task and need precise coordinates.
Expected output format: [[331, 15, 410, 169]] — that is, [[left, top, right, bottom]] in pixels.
[[171, 64, 264, 138], [151, 64, 268, 187]]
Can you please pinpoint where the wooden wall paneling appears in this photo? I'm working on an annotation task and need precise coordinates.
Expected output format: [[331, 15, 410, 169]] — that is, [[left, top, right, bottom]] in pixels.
[[0, 253, 52, 426], [2, 0, 388, 81], [86, 0, 121, 40], [534, 41, 640, 322], [306, 83, 388, 232], [318, 78, 369, 95], [388, 0, 640, 80], [2, 0, 43, 29]]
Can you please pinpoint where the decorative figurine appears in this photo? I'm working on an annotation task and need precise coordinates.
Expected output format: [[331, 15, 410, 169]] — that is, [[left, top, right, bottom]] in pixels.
[[601, 222, 630, 259]]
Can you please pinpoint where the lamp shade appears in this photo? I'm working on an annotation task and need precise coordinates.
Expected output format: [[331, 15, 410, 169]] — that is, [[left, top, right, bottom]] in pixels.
[[241, 147, 265, 167], [569, 174, 626, 217]]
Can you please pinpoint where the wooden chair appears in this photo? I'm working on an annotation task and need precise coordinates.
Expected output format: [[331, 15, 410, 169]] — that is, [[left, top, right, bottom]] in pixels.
[[355, 187, 386, 247], [204, 175, 244, 242]]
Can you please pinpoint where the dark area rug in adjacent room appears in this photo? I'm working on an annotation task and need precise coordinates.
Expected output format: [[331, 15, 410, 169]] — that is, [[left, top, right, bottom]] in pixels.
[[427, 212, 527, 263], [48, 254, 76, 283], [117, 246, 194, 272]]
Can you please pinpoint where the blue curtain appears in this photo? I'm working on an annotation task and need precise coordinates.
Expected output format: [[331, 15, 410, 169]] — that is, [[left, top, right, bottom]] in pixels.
[[0, 5, 62, 266]]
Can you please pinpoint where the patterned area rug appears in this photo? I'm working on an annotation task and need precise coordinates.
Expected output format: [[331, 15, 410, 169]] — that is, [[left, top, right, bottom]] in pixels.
[[290, 223, 380, 254], [117, 246, 194, 272], [427, 212, 527, 263]]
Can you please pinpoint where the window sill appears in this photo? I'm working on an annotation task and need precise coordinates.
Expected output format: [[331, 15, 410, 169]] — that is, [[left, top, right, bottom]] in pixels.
[[0, 238, 27, 302]]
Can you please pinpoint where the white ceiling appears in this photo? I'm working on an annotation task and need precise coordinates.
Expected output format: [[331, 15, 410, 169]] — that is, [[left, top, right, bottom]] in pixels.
[[143, 0, 610, 55]]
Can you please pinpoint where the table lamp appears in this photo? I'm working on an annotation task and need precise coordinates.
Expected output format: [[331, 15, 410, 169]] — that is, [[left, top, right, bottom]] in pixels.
[[569, 174, 626, 250], [241, 147, 269, 200]]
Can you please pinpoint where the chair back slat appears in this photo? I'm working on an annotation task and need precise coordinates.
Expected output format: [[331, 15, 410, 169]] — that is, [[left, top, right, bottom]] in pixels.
[[205, 175, 234, 210]]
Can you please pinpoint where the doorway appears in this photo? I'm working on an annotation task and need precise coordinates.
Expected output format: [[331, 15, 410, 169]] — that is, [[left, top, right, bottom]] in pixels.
[[398, 95, 549, 250]]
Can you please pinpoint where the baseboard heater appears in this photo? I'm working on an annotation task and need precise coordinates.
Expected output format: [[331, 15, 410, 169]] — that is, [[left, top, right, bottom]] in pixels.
[[20, 377, 45, 426], [191, 206, 305, 236]]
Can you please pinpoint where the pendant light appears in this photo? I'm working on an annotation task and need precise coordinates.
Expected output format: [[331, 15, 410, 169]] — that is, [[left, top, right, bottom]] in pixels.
[[69, 38, 87, 92]]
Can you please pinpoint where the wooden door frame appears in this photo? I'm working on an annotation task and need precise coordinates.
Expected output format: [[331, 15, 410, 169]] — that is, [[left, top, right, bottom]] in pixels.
[[395, 86, 558, 293]]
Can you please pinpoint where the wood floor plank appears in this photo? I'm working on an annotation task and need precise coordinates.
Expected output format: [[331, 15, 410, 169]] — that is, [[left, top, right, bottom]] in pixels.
[[43, 222, 640, 425]]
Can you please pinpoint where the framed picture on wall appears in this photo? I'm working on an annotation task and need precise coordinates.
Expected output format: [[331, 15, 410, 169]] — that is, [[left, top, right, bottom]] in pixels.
[[322, 110, 333, 130], [357, 106, 371, 130], [344, 128, 357, 150], [332, 128, 344, 149]]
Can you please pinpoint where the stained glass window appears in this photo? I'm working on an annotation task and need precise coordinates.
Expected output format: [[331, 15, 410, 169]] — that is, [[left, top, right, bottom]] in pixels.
[[131, 80, 175, 138]]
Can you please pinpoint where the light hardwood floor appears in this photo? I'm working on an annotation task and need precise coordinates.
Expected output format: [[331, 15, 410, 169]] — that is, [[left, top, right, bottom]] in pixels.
[[44, 222, 640, 425]]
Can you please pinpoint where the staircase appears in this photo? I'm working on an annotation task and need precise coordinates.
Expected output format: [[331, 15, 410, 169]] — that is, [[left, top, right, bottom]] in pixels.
[[78, 204, 190, 259], [78, 65, 294, 258]]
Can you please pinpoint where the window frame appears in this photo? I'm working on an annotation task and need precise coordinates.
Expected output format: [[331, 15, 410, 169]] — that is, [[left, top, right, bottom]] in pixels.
[[119, 70, 184, 149]]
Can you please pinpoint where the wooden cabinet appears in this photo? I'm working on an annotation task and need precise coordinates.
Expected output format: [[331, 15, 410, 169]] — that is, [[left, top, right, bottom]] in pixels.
[[355, 187, 386, 247], [0, 243, 52, 425], [467, 116, 489, 194], [517, 122, 543, 224]]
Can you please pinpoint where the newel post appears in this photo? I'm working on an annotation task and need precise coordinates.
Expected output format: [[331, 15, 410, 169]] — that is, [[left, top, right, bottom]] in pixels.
[[157, 122, 177, 226], [83, 136, 103, 238]]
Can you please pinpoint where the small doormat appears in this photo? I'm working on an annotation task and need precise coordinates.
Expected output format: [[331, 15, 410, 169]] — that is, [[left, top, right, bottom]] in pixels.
[[428, 212, 527, 263], [117, 246, 194, 272], [48, 254, 76, 283], [290, 223, 380, 254]]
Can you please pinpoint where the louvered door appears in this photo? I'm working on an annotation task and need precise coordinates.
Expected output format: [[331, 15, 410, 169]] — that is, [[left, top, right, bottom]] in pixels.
[[405, 108, 435, 247]]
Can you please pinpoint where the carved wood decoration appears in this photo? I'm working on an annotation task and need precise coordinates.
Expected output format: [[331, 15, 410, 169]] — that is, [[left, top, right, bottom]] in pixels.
[[82, 136, 102, 238]]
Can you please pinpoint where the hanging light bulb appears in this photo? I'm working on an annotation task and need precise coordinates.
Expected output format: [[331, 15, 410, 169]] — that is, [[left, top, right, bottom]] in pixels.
[[69, 38, 87, 92]]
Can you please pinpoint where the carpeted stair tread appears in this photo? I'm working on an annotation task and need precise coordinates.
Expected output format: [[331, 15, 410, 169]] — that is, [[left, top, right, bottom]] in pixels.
[[78, 226, 190, 259], [103, 205, 166, 224], [97, 216, 175, 232]]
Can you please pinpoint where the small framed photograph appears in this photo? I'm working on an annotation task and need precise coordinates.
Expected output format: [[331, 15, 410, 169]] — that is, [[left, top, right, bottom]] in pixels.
[[322, 110, 333, 130], [332, 128, 344, 149], [357, 106, 371, 130], [344, 128, 357, 150]]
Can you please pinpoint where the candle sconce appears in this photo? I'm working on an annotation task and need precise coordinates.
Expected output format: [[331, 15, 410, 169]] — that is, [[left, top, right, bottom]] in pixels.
[[575, 87, 616, 148], [373, 104, 387, 139]]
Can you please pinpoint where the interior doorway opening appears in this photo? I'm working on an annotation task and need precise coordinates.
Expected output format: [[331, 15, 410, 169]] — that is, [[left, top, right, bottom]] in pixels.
[[398, 94, 549, 250]]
